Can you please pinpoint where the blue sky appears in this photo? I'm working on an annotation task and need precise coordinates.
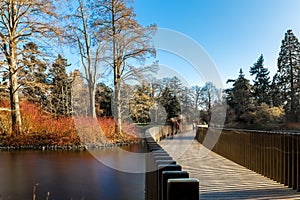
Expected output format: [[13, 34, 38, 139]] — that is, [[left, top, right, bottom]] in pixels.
[[133, 0, 300, 87]]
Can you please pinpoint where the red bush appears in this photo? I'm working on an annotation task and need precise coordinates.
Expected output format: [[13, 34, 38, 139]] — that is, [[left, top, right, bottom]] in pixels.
[[0, 101, 139, 147], [98, 118, 139, 143]]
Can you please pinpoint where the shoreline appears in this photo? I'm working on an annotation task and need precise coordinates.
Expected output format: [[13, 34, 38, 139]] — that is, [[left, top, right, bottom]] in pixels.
[[0, 140, 142, 151]]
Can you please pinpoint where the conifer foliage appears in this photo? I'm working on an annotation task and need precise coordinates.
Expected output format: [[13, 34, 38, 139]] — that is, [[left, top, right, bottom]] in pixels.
[[249, 54, 271, 105], [48, 54, 72, 117], [274, 30, 300, 122], [226, 69, 253, 123]]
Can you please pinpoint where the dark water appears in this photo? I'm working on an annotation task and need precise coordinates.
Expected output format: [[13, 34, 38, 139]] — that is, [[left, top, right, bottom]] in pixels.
[[0, 144, 146, 200]]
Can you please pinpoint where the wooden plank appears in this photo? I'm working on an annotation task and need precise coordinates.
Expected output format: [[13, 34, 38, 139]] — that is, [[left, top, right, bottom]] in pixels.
[[159, 130, 300, 200]]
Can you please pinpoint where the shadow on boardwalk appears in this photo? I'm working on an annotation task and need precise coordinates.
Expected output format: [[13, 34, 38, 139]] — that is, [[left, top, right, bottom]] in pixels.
[[159, 130, 300, 200]]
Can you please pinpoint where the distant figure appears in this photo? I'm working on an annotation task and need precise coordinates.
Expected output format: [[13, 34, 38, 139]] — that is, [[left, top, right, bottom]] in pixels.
[[170, 115, 182, 135], [192, 120, 196, 129], [170, 117, 177, 135], [177, 115, 182, 131]]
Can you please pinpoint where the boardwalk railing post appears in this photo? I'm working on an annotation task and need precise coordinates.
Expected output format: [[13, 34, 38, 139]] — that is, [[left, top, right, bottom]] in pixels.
[[167, 178, 199, 200], [145, 125, 199, 200], [195, 126, 300, 192], [161, 171, 189, 200], [296, 134, 300, 191], [157, 164, 182, 200]]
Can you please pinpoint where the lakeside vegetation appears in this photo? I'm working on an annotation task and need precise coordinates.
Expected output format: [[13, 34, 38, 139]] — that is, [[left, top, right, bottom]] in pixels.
[[0, 101, 138, 148]]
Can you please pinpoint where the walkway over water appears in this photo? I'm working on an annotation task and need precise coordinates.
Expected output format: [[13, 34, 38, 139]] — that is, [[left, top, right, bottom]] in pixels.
[[159, 130, 300, 200]]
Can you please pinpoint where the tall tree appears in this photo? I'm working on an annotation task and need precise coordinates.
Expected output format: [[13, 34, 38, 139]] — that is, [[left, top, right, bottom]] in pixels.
[[95, 83, 113, 117], [129, 82, 153, 123], [270, 73, 285, 107], [19, 42, 48, 105], [0, 0, 63, 133], [48, 54, 72, 117], [274, 29, 300, 121], [92, 0, 156, 132], [249, 54, 271, 105], [191, 85, 201, 110], [200, 82, 220, 122], [226, 69, 253, 122], [159, 86, 181, 120], [68, 0, 106, 118]]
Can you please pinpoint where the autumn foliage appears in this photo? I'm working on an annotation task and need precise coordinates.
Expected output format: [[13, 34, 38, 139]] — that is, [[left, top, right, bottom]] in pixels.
[[0, 101, 138, 148]]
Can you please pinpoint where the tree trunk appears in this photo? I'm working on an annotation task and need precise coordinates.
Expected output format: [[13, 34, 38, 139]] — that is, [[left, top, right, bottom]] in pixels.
[[114, 83, 122, 134], [289, 49, 296, 121], [89, 81, 96, 118], [9, 45, 22, 134]]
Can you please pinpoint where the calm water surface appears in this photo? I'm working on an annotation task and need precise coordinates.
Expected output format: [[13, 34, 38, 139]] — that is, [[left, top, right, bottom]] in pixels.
[[0, 144, 146, 200]]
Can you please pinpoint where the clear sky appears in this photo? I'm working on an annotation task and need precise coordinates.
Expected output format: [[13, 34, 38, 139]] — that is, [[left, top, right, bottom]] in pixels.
[[133, 0, 300, 88]]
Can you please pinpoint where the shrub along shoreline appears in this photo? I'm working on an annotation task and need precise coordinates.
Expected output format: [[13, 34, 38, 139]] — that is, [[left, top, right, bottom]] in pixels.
[[0, 102, 140, 151]]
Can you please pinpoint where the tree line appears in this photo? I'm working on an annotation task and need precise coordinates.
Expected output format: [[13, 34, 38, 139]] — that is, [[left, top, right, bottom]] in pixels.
[[225, 29, 300, 128], [0, 0, 156, 135], [1, 0, 299, 136]]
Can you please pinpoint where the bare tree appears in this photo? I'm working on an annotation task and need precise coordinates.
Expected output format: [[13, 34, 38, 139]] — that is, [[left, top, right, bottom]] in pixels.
[[67, 0, 108, 118], [92, 0, 156, 133], [192, 85, 202, 110], [0, 0, 63, 134], [200, 82, 221, 122]]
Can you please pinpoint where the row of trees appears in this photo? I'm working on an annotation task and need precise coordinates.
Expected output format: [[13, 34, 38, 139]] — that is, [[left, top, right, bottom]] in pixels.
[[126, 29, 300, 127], [0, 0, 156, 134], [1, 52, 73, 116], [225, 29, 300, 126], [2, 0, 298, 136], [76, 76, 222, 126]]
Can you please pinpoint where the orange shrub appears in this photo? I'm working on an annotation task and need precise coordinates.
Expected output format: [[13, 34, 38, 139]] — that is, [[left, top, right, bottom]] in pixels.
[[1, 101, 80, 147], [0, 101, 139, 147], [98, 118, 139, 143]]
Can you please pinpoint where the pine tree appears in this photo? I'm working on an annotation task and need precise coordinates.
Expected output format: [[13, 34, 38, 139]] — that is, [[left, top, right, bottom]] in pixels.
[[226, 69, 253, 122], [48, 54, 72, 117], [95, 83, 113, 117], [274, 29, 300, 122], [159, 87, 181, 120], [249, 54, 271, 105], [19, 42, 49, 105]]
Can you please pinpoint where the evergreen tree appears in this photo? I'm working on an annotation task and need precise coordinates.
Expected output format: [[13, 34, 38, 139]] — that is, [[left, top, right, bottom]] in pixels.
[[159, 87, 181, 120], [271, 73, 285, 107], [95, 83, 113, 117], [226, 69, 253, 123], [19, 42, 49, 104], [249, 54, 271, 105], [48, 54, 72, 117], [129, 83, 153, 123], [274, 29, 300, 121]]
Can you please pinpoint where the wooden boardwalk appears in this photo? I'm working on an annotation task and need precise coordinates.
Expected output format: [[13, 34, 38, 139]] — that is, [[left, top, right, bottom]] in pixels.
[[159, 130, 300, 200]]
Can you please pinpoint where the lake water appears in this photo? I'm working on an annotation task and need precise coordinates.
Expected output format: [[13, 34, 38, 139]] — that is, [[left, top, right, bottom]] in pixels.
[[0, 144, 146, 200]]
